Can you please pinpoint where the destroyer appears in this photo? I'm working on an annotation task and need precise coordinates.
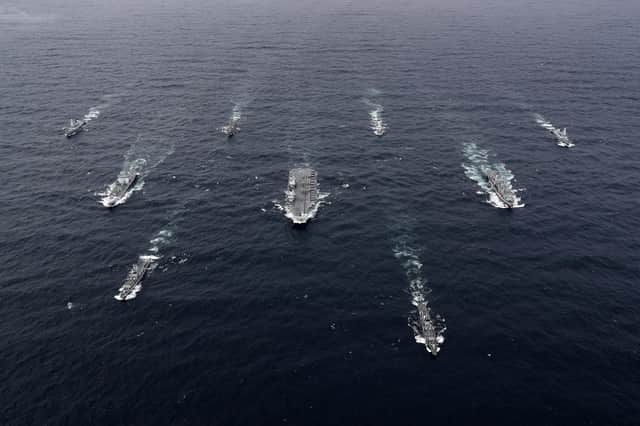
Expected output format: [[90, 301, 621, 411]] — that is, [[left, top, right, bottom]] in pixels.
[[412, 302, 441, 356], [63, 119, 86, 138], [484, 168, 515, 208], [114, 256, 154, 301], [103, 173, 140, 208], [285, 167, 319, 224]]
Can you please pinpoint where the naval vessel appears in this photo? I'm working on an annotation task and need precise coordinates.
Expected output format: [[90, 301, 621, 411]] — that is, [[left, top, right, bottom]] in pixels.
[[114, 256, 154, 301], [285, 167, 319, 224], [63, 119, 86, 138], [103, 173, 140, 208], [411, 302, 441, 356], [484, 168, 515, 208], [551, 127, 571, 146], [223, 119, 239, 137]]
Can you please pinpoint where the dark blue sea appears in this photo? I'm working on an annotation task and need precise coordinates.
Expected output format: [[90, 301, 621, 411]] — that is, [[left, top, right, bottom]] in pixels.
[[2, 0, 640, 424]]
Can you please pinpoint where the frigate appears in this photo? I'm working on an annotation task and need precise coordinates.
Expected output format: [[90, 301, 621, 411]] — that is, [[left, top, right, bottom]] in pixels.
[[103, 173, 140, 208], [114, 256, 154, 302], [285, 167, 319, 224], [484, 168, 514, 208], [412, 302, 441, 356], [63, 119, 86, 138]]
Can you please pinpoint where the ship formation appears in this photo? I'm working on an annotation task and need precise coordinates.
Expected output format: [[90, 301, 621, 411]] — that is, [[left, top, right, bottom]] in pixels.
[[57, 97, 576, 359]]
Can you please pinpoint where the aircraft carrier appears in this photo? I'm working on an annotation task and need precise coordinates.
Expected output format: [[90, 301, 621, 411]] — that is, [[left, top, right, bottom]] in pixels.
[[285, 167, 319, 224]]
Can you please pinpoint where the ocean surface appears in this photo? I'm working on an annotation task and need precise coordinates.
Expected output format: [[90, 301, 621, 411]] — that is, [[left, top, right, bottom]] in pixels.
[[1, 0, 640, 424]]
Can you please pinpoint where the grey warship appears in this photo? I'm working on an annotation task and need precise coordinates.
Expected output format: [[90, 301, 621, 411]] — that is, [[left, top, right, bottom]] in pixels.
[[484, 168, 515, 208], [285, 167, 319, 224], [63, 119, 86, 138], [102, 173, 141, 208], [411, 302, 441, 356], [114, 256, 155, 301]]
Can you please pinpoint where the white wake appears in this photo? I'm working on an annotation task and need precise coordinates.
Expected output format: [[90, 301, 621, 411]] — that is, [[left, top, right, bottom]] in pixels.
[[364, 97, 386, 136]]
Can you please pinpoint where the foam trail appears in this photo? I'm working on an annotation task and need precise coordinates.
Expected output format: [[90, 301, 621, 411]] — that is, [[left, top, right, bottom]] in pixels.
[[220, 103, 242, 135], [462, 143, 525, 209], [83, 106, 101, 123], [83, 94, 118, 124], [231, 104, 241, 122], [366, 88, 382, 97], [364, 98, 386, 136], [114, 228, 173, 301], [534, 113, 574, 148], [393, 240, 445, 355]]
